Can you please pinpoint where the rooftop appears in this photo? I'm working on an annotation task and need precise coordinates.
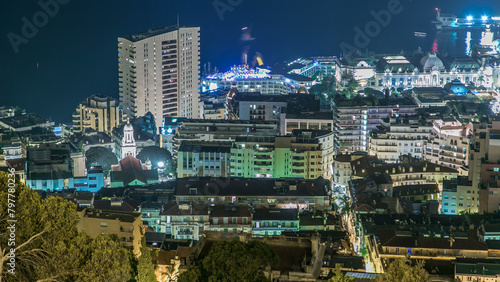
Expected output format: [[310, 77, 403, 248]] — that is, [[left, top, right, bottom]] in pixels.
[[121, 26, 197, 42], [80, 208, 141, 223], [176, 177, 329, 198]]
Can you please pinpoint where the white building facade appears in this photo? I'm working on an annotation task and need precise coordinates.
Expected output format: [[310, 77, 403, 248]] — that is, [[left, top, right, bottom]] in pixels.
[[119, 26, 200, 128]]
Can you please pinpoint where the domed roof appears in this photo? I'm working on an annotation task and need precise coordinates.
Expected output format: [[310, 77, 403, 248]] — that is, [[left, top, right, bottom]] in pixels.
[[421, 53, 445, 72], [124, 118, 133, 131]]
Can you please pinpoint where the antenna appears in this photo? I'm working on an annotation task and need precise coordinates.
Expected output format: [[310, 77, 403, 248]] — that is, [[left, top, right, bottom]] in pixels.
[[177, 13, 179, 28]]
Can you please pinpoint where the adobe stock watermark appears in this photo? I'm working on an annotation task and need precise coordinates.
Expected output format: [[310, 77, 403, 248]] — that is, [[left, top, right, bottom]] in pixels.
[[340, 0, 403, 57], [7, 0, 71, 54], [213, 0, 243, 21]]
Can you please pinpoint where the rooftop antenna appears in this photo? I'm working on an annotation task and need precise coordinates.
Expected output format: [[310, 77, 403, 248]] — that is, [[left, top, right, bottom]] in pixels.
[[177, 13, 179, 28]]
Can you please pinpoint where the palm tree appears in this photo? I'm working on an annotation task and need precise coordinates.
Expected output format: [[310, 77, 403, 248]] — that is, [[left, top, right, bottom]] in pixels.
[[161, 264, 179, 282]]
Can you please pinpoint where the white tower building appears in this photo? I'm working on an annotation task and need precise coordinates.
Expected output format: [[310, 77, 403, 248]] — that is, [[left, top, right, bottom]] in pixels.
[[118, 26, 201, 129], [121, 119, 137, 159]]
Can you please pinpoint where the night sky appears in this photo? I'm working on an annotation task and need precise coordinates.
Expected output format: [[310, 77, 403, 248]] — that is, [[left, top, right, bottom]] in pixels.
[[1, 0, 499, 123]]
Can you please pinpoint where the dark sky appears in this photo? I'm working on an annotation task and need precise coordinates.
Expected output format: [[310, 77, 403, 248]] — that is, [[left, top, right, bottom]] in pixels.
[[1, 0, 499, 123]]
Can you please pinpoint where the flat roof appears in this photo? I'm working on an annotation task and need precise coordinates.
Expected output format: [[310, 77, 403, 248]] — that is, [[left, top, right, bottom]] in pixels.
[[120, 26, 198, 42]]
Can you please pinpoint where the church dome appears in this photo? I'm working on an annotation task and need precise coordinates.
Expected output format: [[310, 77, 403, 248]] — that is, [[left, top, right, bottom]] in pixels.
[[421, 53, 445, 72]]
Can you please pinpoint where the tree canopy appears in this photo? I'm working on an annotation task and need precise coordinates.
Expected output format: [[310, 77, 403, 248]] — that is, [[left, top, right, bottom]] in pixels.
[[178, 240, 279, 282], [376, 258, 429, 282], [0, 172, 146, 281], [328, 264, 354, 282], [85, 146, 118, 172], [136, 146, 175, 175]]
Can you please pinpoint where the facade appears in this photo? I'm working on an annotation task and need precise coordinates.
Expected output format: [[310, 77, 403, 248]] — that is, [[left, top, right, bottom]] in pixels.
[[442, 177, 478, 215], [252, 208, 299, 236], [177, 141, 232, 178], [234, 94, 287, 121], [292, 130, 335, 180], [468, 120, 500, 214], [230, 136, 323, 179], [333, 154, 355, 189], [202, 101, 225, 120], [77, 208, 143, 257], [160, 203, 210, 240], [72, 95, 124, 135], [281, 112, 334, 135], [369, 115, 432, 163], [455, 259, 500, 281], [208, 205, 252, 234], [119, 26, 200, 127], [342, 53, 492, 90], [26, 143, 73, 191], [140, 202, 163, 233], [334, 100, 418, 152], [73, 166, 105, 193], [376, 229, 489, 261], [375, 54, 492, 89], [351, 156, 458, 192], [424, 119, 472, 171]]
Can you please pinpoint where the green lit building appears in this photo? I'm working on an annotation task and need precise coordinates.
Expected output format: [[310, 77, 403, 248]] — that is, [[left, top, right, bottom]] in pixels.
[[230, 136, 324, 179]]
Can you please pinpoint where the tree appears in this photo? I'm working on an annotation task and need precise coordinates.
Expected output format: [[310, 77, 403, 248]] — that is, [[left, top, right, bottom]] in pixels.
[[136, 146, 173, 169], [85, 146, 118, 173], [377, 258, 429, 282], [161, 264, 179, 282], [137, 237, 157, 282], [328, 264, 354, 282], [78, 234, 133, 282], [0, 172, 135, 281], [178, 240, 279, 282]]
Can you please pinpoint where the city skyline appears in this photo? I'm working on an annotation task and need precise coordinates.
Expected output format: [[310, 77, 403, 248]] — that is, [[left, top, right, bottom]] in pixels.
[[2, 0, 500, 123]]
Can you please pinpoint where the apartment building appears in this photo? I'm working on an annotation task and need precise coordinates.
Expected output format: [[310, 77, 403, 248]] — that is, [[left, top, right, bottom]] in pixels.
[[334, 98, 418, 152], [176, 141, 232, 178], [369, 115, 432, 163], [119, 26, 200, 128], [424, 119, 472, 171], [230, 136, 324, 179], [72, 95, 124, 135]]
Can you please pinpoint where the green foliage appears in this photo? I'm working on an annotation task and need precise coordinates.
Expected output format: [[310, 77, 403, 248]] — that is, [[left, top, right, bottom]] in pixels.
[[85, 146, 118, 172], [136, 146, 173, 169], [79, 234, 133, 282], [0, 172, 134, 281], [360, 247, 368, 258], [136, 238, 156, 282], [328, 264, 354, 282], [377, 258, 429, 282], [178, 240, 279, 282]]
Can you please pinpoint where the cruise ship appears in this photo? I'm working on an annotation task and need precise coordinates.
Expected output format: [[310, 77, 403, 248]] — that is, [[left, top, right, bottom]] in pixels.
[[433, 8, 500, 30]]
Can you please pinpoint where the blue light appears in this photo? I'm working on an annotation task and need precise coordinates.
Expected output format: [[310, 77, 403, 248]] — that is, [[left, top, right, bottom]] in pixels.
[[466, 16, 473, 21], [482, 16, 488, 21]]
